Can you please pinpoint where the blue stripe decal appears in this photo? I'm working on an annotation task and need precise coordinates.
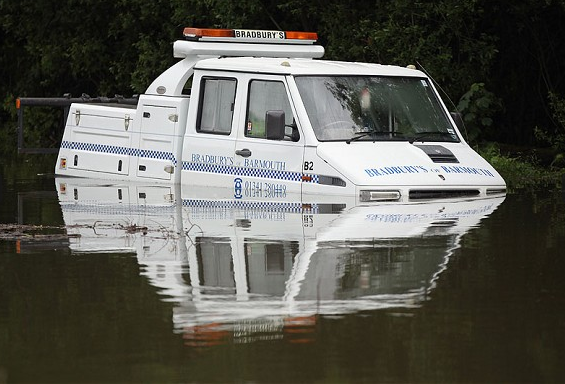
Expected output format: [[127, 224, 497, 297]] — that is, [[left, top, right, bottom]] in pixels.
[[183, 199, 318, 213], [182, 161, 319, 183], [61, 140, 177, 165], [60, 200, 319, 215], [60, 203, 176, 216], [61, 140, 319, 183]]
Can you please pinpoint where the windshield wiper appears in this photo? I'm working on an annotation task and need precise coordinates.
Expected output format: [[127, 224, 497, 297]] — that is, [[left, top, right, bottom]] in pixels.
[[346, 131, 403, 144], [408, 131, 456, 144]]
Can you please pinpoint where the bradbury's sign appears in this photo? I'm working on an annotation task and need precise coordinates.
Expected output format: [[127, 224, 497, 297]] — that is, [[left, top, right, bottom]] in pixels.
[[234, 29, 285, 40], [364, 164, 496, 178]]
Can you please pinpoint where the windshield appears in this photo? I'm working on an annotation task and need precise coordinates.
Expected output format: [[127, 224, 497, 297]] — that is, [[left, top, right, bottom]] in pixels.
[[294, 76, 459, 142]]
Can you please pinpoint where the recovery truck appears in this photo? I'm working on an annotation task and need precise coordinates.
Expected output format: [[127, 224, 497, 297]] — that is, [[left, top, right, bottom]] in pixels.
[[18, 27, 506, 204]]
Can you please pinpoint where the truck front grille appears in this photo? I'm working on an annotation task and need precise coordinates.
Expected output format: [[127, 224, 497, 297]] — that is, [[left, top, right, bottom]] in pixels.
[[409, 189, 480, 200]]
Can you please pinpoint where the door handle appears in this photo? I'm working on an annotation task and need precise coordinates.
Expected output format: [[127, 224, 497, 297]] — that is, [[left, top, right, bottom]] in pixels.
[[235, 148, 252, 157]]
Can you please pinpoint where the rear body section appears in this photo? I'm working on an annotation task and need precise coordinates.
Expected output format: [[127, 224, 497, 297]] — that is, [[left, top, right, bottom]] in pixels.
[[56, 95, 189, 183]]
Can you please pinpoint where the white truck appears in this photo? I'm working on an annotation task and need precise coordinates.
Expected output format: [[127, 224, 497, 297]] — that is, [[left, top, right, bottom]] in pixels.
[[33, 27, 506, 204]]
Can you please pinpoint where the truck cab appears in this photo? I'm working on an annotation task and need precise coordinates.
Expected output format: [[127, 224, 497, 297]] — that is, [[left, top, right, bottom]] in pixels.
[[55, 27, 506, 204]]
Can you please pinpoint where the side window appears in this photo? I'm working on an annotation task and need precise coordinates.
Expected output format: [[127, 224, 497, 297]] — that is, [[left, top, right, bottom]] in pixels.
[[246, 80, 294, 139], [197, 77, 236, 134]]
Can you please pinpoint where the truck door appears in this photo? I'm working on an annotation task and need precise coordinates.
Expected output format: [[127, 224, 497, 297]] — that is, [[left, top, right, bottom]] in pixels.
[[234, 76, 304, 201], [136, 105, 178, 180], [180, 75, 238, 188]]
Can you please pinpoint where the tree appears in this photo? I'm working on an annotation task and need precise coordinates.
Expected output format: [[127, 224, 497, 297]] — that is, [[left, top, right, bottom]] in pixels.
[[2, 0, 565, 153]]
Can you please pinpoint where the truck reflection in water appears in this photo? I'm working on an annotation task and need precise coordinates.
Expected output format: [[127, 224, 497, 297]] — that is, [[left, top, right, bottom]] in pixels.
[[56, 179, 504, 348]]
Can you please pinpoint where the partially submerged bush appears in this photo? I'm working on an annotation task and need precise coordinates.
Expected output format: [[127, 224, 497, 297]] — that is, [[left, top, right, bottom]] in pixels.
[[479, 143, 563, 191]]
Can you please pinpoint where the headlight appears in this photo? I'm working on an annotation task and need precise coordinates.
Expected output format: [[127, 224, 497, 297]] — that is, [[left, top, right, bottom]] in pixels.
[[359, 190, 401, 202], [486, 188, 506, 195]]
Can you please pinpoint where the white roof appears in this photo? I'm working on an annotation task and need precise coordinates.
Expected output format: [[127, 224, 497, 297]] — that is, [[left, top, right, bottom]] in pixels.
[[146, 39, 426, 96], [194, 56, 426, 77]]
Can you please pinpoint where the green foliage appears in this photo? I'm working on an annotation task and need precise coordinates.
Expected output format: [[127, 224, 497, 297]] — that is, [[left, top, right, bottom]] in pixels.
[[328, 1, 500, 102], [479, 143, 562, 191], [1, 0, 565, 157], [532, 92, 565, 167], [549, 92, 565, 130], [457, 83, 502, 143]]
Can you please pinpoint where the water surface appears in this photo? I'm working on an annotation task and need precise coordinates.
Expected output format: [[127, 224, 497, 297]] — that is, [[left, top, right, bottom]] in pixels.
[[1, 161, 565, 383]]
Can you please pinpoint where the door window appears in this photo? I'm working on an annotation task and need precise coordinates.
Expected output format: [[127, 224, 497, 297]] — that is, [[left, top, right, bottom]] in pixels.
[[197, 77, 237, 134], [246, 80, 294, 139]]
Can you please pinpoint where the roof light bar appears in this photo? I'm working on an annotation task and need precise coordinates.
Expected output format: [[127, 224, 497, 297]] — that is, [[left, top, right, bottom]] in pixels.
[[184, 28, 235, 39], [183, 27, 318, 45], [285, 31, 318, 41]]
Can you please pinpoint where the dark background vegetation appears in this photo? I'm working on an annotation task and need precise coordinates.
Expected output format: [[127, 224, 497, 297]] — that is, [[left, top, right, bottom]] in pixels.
[[1, 0, 564, 168]]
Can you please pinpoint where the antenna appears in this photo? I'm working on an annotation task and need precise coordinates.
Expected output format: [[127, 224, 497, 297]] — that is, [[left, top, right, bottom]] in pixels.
[[416, 60, 469, 141]]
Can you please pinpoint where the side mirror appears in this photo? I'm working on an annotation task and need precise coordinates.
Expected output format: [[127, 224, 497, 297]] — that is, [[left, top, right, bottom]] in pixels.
[[450, 111, 464, 132], [289, 125, 300, 142], [265, 110, 285, 140]]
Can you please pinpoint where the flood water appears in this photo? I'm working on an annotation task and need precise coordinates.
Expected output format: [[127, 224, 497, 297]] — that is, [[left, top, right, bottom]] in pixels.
[[1, 158, 565, 383]]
